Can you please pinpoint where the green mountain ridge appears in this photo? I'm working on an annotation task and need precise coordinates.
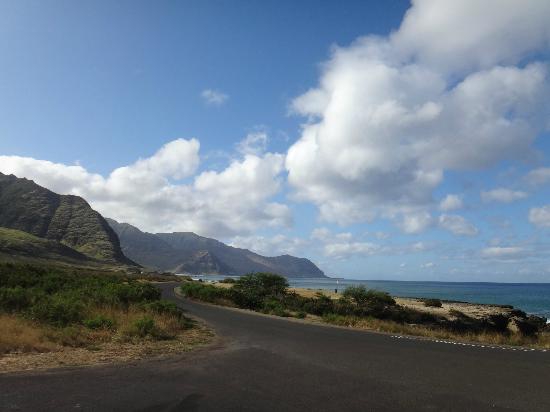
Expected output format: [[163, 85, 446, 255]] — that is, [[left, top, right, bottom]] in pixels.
[[107, 219, 325, 278], [0, 172, 135, 266], [0, 227, 99, 266]]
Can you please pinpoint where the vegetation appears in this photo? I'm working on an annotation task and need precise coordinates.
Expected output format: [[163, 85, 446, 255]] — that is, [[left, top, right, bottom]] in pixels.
[[423, 298, 443, 308], [219, 277, 236, 284], [0, 263, 194, 354], [179, 273, 550, 348]]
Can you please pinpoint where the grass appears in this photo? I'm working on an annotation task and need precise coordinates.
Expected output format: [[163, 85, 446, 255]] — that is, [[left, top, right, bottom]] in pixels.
[[0, 313, 60, 354], [321, 314, 550, 349], [0, 263, 200, 356]]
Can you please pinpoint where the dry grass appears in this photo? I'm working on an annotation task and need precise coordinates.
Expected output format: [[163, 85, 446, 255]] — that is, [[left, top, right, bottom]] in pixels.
[[0, 314, 61, 354], [0, 305, 195, 355], [0, 309, 214, 373], [322, 315, 550, 349]]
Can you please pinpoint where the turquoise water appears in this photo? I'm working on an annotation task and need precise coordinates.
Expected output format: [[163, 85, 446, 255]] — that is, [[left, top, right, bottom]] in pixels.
[[190, 275, 550, 319]]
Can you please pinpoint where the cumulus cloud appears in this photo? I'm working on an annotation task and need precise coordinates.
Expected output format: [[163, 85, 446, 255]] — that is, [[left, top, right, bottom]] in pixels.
[[229, 234, 307, 257], [323, 241, 380, 260], [529, 206, 550, 228], [201, 89, 229, 106], [438, 214, 478, 236], [439, 194, 463, 211], [236, 131, 269, 156], [0, 139, 291, 237], [310, 227, 429, 260], [481, 188, 528, 203], [286, 0, 550, 233], [525, 167, 550, 186], [480, 246, 525, 259], [397, 212, 433, 234]]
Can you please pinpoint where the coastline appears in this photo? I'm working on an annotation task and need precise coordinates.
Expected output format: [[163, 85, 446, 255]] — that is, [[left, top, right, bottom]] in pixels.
[[188, 274, 550, 319]]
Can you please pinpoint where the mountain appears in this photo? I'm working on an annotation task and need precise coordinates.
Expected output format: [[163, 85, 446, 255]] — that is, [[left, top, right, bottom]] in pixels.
[[0, 172, 134, 266], [107, 219, 325, 278], [0, 227, 97, 266]]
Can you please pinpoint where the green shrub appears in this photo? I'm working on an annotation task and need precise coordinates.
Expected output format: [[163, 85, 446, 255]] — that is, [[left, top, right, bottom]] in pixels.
[[302, 293, 334, 316], [295, 311, 307, 319], [83, 315, 115, 330], [0, 287, 32, 312], [131, 316, 156, 337], [30, 295, 86, 327], [262, 298, 291, 317], [179, 282, 229, 303], [143, 300, 181, 317], [423, 298, 443, 308], [231, 273, 289, 310], [342, 286, 395, 307]]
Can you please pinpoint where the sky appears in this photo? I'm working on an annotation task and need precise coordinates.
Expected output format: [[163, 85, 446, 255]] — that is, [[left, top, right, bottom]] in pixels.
[[1, 0, 550, 282]]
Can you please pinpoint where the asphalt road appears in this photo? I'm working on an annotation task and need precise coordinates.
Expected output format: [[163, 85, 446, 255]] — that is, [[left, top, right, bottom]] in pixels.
[[2, 283, 550, 412]]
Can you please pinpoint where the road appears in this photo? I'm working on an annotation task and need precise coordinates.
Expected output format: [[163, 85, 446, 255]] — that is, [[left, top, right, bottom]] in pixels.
[[1, 283, 549, 411]]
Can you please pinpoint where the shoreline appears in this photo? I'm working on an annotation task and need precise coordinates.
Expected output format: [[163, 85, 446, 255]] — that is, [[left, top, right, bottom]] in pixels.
[[188, 275, 550, 320]]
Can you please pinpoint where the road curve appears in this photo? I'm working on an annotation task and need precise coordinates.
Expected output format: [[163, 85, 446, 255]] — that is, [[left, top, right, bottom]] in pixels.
[[1, 282, 549, 412]]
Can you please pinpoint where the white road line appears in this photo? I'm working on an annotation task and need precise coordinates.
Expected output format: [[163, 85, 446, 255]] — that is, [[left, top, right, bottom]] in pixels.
[[389, 335, 547, 353]]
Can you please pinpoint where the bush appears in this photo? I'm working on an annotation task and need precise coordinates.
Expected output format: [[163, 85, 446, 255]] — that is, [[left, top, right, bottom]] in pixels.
[[84, 315, 115, 330], [262, 298, 291, 317], [295, 311, 307, 319], [231, 273, 289, 310], [131, 317, 156, 337], [302, 293, 335, 316], [423, 298, 443, 308], [179, 282, 229, 303], [30, 295, 86, 327], [342, 286, 395, 307], [234, 273, 288, 297], [0, 287, 32, 312], [143, 300, 181, 317]]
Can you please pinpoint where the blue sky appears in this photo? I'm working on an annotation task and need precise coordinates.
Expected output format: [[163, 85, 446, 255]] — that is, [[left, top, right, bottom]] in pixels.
[[1, 0, 550, 282]]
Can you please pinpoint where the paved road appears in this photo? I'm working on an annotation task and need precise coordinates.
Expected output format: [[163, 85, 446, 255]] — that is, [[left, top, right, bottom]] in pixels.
[[2, 283, 550, 412]]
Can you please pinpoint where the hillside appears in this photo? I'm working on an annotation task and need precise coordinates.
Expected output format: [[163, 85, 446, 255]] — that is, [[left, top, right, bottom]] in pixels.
[[0, 172, 134, 266], [0, 227, 97, 266], [107, 219, 325, 278]]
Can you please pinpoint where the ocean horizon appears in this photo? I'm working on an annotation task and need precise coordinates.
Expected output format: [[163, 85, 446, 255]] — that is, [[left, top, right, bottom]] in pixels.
[[188, 275, 550, 319]]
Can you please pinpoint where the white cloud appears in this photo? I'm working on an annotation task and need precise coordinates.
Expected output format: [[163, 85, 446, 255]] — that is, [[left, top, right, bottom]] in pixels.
[[525, 167, 550, 186], [480, 246, 525, 259], [438, 214, 478, 236], [481, 188, 528, 203], [201, 89, 229, 106], [229, 234, 307, 257], [420, 262, 435, 269], [323, 241, 381, 260], [286, 0, 550, 233], [398, 212, 433, 234], [236, 131, 269, 156], [311, 227, 430, 260], [392, 0, 550, 75], [310, 227, 331, 241], [439, 194, 463, 211], [529, 206, 550, 228], [0, 139, 290, 237]]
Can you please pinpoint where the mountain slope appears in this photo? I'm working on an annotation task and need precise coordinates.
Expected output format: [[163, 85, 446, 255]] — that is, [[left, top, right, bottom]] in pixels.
[[0, 173, 134, 265], [0, 227, 97, 266], [108, 219, 325, 278]]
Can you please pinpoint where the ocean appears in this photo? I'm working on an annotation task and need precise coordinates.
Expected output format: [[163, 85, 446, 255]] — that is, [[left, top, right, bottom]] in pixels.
[[189, 275, 550, 319]]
